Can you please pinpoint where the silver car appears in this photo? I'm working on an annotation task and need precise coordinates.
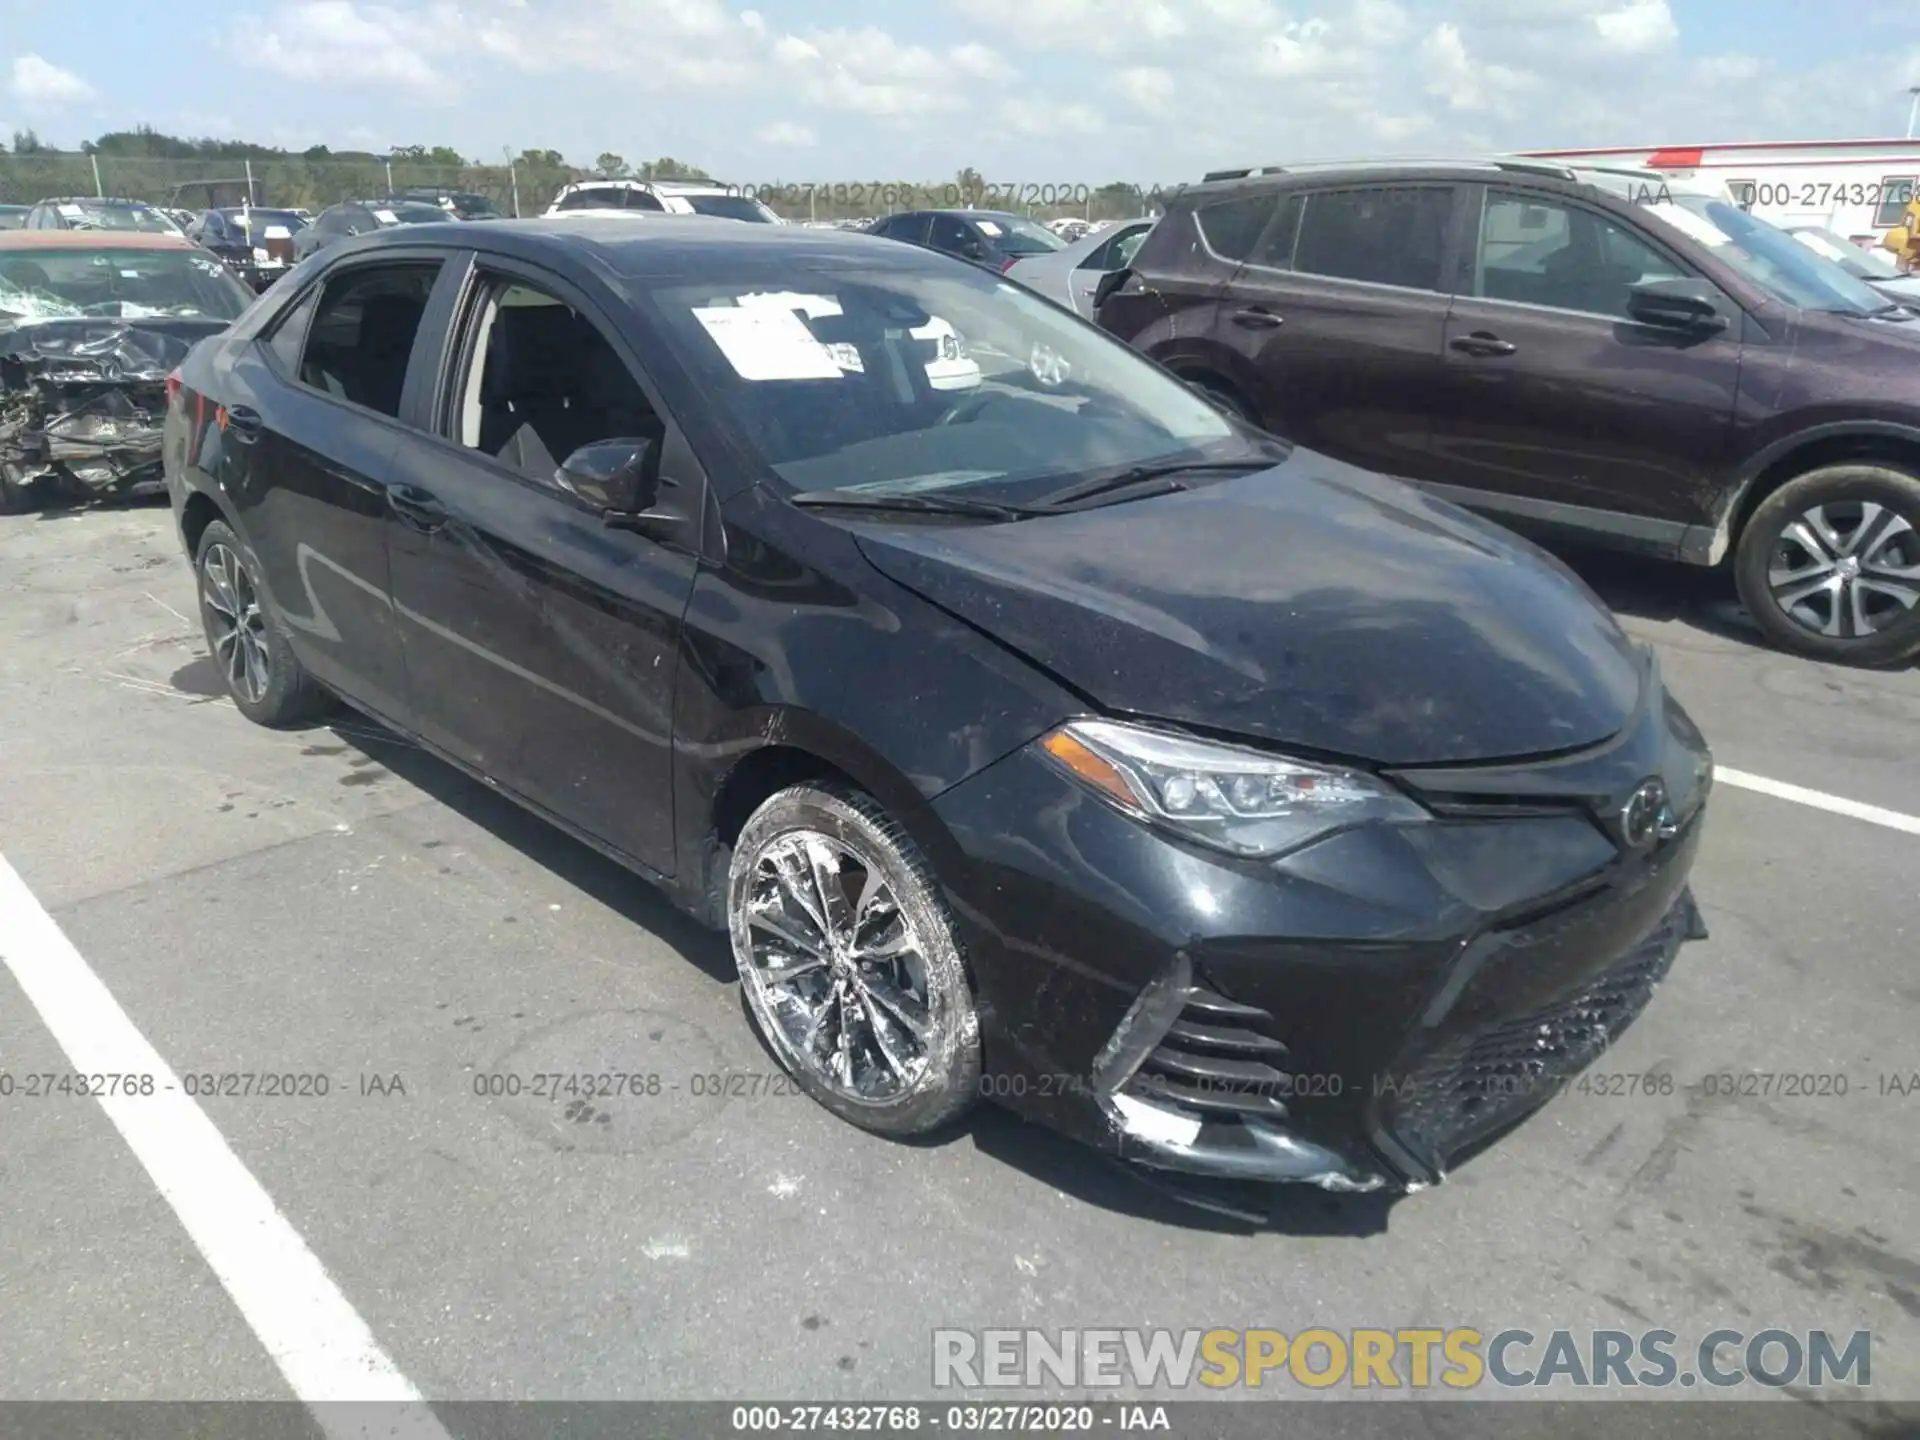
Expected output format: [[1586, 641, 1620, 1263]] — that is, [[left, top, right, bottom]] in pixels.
[[1006, 218, 1156, 317]]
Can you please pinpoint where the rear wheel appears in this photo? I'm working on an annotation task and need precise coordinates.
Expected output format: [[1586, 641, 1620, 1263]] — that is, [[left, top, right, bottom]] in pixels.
[[194, 519, 333, 726], [1734, 463, 1920, 666], [728, 783, 981, 1137]]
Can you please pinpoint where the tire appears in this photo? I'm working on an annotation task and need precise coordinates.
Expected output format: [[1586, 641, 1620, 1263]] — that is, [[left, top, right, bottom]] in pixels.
[[1733, 463, 1920, 666], [728, 783, 981, 1137], [193, 519, 333, 726]]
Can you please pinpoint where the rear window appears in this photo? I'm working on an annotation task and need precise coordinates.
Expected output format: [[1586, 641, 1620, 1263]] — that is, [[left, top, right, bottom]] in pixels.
[[0, 246, 254, 322], [556, 186, 664, 213], [1293, 186, 1453, 291], [684, 193, 779, 223]]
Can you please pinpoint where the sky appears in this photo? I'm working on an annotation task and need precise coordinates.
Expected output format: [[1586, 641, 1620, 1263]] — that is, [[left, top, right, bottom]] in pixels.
[[3, 0, 1918, 186]]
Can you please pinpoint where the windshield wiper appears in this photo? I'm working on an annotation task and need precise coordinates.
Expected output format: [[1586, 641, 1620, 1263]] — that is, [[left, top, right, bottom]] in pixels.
[[790, 490, 1050, 522], [1035, 458, 1273, 510]]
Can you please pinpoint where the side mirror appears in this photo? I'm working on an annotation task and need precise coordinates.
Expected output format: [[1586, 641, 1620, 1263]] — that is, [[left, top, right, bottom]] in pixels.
[[1627, 277, 1729, 333], [556, 436, 661, 515]]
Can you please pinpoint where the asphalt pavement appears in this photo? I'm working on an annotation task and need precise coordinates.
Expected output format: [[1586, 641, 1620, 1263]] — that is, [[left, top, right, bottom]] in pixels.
[[1, 502, 1916, 1425]]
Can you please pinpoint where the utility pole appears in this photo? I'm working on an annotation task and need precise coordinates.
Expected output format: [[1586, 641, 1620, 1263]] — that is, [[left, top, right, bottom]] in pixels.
[[385, 154, 394, 196], [504, 146, 520, 217], [1908, 87, 1920, 140], [90, 153, 103, 197]]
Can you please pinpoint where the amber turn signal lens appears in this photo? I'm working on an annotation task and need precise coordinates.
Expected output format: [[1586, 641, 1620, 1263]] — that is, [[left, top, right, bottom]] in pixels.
[[1040, 729, 1141, 812]]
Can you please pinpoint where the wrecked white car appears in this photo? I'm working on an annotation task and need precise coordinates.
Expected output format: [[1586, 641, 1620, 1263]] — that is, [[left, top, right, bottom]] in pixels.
[[1, 232, 253, 515]]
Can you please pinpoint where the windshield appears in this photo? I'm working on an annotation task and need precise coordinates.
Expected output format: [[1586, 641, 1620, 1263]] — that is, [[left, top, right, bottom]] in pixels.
[[451, 194, 503, 218], [1639, 195, 1893, 315], [378, 203, 453, 226], [218, 209, 309, 234], [1787, 227, 1903, 281], [685, 193, 780, 224], [977, 215, 1063, 255], [639, 258, 1247, 500], [0, 246, 254, 322], [56, 201, 180, 234]]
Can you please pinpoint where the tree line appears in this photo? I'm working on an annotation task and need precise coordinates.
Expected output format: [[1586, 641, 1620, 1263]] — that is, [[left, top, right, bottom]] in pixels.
[[1, 126, 1157, 222]]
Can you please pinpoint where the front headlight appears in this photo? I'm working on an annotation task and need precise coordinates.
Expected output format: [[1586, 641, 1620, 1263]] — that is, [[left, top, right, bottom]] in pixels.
[[1037, 719, 1427, 858]]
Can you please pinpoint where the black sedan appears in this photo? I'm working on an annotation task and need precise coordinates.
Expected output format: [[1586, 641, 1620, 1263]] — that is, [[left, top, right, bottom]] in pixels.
[[868, 208, 1064, 273], [162, 216, 1711, 1195], [291, 199, 453, 261], [184, 207, 309, 290]]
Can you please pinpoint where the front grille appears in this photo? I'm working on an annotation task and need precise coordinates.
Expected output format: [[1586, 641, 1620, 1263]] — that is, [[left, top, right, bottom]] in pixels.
[[1119, 982, 1294, 1122], [1389, 897, 1689, 1170]]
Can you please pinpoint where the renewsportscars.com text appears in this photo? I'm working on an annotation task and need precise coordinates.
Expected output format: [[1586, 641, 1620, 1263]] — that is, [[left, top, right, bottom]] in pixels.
[[932, 1327, 1872, 1391]]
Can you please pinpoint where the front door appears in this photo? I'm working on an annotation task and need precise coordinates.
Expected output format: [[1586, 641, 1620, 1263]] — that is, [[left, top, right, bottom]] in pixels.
[[384, 257, 702, 875], [1423, 185, 1743, 539]]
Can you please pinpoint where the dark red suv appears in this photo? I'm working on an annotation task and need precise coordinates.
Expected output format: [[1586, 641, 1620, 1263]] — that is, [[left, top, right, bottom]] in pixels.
[[1098, 158, 1920, 665]]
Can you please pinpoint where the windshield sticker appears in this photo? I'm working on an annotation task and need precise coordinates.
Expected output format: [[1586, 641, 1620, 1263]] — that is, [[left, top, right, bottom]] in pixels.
[[823, 342, 865, 373], [57, 203, 85, 218], [739, 290, 844, 319], [693, 304, 844, 381], [373, 209, 399, 224], [1643, 203, 1728, 248], [976, 220, 1002, 236]]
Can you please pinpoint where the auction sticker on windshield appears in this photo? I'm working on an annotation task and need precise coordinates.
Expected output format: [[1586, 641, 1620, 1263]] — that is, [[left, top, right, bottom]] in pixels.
[[693, 304, 844, 381]]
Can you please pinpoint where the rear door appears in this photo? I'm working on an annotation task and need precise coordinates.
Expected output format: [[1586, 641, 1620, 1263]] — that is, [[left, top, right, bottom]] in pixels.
[[1423, 184, 1742, 538], [382, 252, 704, 875], [211, 254, 448, 724], [1209, 182, 1457, 478], [1097, 190, 1276, 363]]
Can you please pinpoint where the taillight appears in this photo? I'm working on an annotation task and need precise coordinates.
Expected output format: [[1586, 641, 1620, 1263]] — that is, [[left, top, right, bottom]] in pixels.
[[165, 370, 183, 407], [1000, 257, 1018, 273]]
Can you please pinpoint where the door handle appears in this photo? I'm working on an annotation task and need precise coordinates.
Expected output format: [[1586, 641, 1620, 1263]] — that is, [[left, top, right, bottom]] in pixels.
[[1230, 307, 1284, 330], [223, 404, 264, 441], [386, 484, 448, 533], [1450, 332, 1517, 357]]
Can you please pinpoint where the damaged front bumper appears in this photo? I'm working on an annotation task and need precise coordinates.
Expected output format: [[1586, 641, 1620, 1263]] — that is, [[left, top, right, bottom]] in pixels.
[[927, 689, 1712, 1197], [1, 318, 225, 509]]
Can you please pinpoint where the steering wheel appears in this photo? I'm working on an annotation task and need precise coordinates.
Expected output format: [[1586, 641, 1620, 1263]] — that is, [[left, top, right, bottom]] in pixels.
[[938, 393, 995, 427]]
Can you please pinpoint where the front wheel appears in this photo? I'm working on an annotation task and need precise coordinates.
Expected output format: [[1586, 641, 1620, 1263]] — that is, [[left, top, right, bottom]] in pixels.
[[728, 783, 981, 1137], [1734, 463, 1920, 666]]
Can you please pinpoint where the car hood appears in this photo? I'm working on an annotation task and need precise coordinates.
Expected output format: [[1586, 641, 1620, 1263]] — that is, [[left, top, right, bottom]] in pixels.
[[852, 450, 1647, 766]]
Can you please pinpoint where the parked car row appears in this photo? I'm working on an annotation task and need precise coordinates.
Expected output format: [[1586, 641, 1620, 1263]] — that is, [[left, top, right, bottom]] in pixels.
[[1094, 158, 1920, 665], [157, 211, 1713, 1202]]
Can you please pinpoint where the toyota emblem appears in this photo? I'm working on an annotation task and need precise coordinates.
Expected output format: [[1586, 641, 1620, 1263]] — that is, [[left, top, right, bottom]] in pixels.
[[1618, 778, 1672, 850]]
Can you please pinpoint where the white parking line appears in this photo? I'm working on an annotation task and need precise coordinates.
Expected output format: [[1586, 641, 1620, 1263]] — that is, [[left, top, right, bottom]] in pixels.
[[1717, 767, 1920, 838], [0, 852, 452, 1440]]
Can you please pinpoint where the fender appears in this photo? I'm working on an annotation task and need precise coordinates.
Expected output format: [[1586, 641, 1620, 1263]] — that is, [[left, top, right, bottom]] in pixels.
[[1687, 419, 1920, 566]]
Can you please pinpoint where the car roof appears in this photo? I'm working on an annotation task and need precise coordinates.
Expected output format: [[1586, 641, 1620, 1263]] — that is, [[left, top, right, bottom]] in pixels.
[[0, 230, 197, 252], [344, 213, 937, 275]]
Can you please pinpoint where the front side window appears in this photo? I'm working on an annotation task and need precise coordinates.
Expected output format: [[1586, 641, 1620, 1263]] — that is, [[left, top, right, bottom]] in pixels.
[[297, 262, 441, 417], [638, 256, 1245, 500], [1293, 186, 1453, 291], [1476, 192, 1685, 319], [928, 216, 979, 256], [452, 278, 661, 483], [0, 245, 253, 322]]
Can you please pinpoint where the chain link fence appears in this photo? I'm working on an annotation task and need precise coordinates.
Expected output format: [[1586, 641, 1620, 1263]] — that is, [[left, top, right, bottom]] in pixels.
[[1, 155, 1163, 225]]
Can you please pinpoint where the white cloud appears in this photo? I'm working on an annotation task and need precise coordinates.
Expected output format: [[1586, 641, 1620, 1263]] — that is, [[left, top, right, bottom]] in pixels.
[[10, 55, 97, 106], [774, 27, 1016, 118], [1111, 66, 1175, 115], [245, 2, 457, 92], [1693, 54, 1767, 86], [755, 119, 816, 147], [1591, 0, 1678, 55]]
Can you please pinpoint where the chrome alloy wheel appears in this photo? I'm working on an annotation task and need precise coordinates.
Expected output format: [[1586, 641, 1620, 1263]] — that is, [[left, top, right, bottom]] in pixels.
[[737, 830, 936, 1105], [201, 542, 271, 704], [1768, 500, 1920, 639]]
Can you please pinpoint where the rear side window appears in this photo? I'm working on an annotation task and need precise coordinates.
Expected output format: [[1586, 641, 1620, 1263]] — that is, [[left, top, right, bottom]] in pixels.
[[1196, 195, 1280, 261], [263, 286, 321, 374], [296, 262, 441, 418], [1293, 186, 1454, 291]]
